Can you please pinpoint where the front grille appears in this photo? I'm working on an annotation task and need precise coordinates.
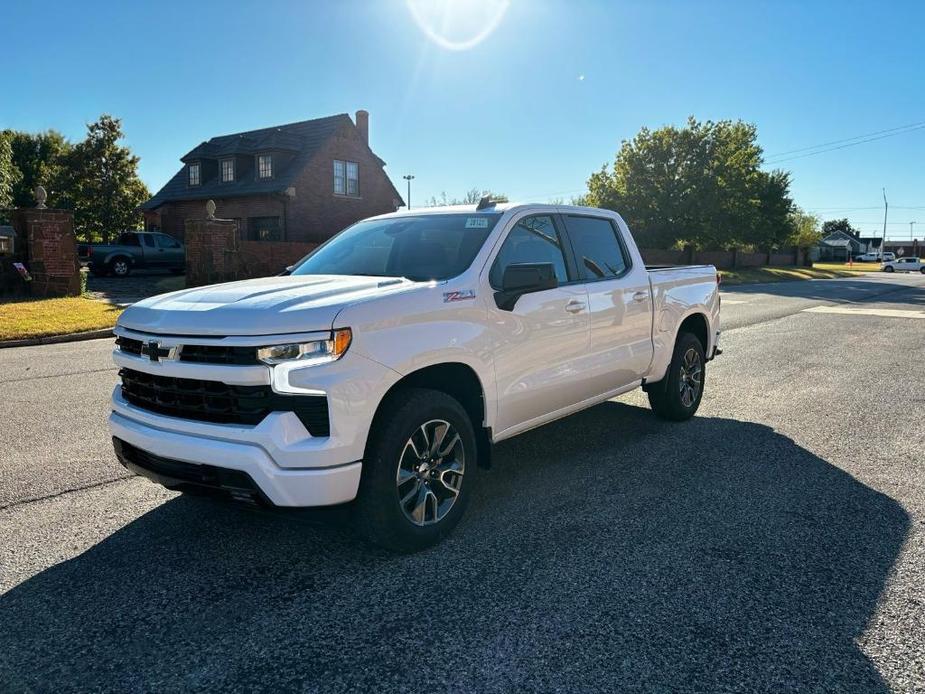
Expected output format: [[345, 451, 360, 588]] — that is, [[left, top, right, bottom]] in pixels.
[[116, 336, 143, 356], [116, 336, 258, 365], [113, 437, 268, 504], [119, 368, 330, 435]]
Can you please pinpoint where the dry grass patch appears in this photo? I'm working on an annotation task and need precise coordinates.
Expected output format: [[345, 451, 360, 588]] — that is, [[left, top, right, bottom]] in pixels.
[[720, 266, 869, 285], [0, 297, 122, 341]]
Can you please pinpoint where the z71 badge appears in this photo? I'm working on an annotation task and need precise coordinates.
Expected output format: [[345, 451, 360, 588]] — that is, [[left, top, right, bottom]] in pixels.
[[443, 290, 477, 303]]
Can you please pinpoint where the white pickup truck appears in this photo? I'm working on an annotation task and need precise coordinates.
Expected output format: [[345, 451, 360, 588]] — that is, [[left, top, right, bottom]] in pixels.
[[109, 202, 720, 551]]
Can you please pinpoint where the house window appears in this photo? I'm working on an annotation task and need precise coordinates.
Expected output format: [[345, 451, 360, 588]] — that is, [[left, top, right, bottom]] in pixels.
[[257, 154, 273, 179], [247, 216, 281, 241], [221, 158, 235, 182], [334, 160, 359, 196], [188, 163, 201, 186]]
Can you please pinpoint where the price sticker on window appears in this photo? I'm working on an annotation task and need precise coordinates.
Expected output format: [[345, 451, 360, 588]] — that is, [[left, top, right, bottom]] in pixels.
[[464, 217, 489, 229]]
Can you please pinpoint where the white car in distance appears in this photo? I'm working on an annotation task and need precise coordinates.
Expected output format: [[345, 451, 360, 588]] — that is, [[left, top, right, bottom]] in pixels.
[[881, 257, 924, 273]]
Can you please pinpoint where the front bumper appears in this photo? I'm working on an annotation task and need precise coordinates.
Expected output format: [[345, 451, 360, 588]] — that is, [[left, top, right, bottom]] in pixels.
[[108, 336, 403, 507], [110, 411, 363, 506]]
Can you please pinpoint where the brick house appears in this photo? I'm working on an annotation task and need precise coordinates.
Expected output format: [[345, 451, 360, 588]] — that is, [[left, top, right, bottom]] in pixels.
[[141, 110, 404, 243]]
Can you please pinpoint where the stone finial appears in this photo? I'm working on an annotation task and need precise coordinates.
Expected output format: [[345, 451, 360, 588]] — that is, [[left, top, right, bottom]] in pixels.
[[206, 199, 216, 220], [35, 185, 48, 209]]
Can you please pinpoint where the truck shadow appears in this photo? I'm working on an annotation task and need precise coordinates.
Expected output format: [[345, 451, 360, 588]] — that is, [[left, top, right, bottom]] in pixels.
[[0, 403, 908, 692]]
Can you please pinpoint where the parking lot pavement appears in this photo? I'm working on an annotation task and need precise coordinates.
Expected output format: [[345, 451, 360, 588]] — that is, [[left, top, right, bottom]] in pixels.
[[1, 279, 924, 691]]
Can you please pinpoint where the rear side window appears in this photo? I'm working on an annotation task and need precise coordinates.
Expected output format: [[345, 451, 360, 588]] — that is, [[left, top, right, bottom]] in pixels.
[[563, 216, 629, 280], [489, 215, 569, 288], [117, 233, 140, 246], [156, 234, 181, 249], [141, 235, 155, 248]]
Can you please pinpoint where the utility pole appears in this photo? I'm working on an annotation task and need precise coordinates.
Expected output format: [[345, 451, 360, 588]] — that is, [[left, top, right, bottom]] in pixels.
[[910, 221, 916, 241], [403, 174, 415, 210], [882, 188, 888, 259]]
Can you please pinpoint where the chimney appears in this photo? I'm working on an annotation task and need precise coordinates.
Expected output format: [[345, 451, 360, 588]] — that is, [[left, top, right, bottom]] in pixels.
[[355, 109, 369, 145]]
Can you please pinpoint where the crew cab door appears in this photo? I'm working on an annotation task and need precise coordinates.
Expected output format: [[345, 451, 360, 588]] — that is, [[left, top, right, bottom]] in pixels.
[[559, 213, 654, 391], [154, 233, 184, 268], [486, 213, 593, 434]]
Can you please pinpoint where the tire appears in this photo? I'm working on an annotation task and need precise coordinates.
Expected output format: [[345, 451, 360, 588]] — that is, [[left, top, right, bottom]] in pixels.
[[884, 266, 894, 273], [354, 388, 477, 552], [647, 332, 706, 421], [919, 267, 925, 274], [109, 258, 131, 277]]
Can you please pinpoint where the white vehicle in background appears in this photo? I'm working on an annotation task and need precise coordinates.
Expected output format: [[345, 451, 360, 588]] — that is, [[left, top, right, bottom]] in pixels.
[[855, 251, 895, 263], [882, 257, 924, 273], [108, 201, 721, 551]]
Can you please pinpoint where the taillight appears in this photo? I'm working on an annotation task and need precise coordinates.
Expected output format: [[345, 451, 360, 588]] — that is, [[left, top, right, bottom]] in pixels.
[[716, 271, 722, 285]]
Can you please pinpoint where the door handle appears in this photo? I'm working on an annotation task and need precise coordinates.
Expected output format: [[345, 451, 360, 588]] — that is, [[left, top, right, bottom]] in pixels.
[[565, 300, 586, 314], [632, 291, 648, 302]]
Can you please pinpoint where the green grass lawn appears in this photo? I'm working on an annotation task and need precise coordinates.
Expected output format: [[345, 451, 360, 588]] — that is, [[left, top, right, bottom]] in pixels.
[[720, 265, 872, 285], [0, 297, 123, 341]]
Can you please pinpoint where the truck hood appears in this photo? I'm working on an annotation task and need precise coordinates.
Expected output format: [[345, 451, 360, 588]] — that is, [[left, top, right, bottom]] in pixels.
[[117, 275, 421, 336]]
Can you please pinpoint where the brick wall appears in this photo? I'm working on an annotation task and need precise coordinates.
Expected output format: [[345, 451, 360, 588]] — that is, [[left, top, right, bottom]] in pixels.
[[8, 208, 81, 297], [184, 217, 318, 287], [145, 195, 286, 242], [285, 124, 401, 243]]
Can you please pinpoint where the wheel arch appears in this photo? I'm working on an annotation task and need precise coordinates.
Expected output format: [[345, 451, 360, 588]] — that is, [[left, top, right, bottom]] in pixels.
[[366, 362, 493, 469]]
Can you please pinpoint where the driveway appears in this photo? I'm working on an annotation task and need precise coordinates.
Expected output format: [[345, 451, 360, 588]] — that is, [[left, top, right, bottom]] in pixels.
[[84, 269, 184, 306]]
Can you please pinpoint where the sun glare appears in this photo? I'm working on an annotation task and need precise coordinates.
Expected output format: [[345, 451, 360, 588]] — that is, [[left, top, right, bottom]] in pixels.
[[405, 0, 511, 51]]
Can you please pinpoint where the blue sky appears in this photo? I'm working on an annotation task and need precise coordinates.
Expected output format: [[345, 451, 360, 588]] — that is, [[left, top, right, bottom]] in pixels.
[[4, 0, 925, 239]]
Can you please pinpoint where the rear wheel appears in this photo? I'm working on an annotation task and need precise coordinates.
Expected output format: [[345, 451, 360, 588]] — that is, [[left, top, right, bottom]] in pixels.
[[647, 332, 706, 421], [109, 258, 131, 277], [920, 267, 925, 274], [355, 388, 477, 552]]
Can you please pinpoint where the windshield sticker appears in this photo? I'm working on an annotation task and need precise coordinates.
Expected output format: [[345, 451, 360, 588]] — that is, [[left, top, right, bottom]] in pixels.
[[443, 289, 476, 303], [464, 217, 489, 229]]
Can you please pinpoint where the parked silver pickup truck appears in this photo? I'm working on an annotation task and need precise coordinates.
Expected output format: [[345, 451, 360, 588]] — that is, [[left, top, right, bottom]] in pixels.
[[109, 202, 721, 551], [78, 231, 185, 277]]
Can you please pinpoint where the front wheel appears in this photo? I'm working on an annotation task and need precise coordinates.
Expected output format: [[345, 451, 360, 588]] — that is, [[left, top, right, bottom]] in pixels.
[[647, 332, 706, 421], [354, 388, 477, 552]]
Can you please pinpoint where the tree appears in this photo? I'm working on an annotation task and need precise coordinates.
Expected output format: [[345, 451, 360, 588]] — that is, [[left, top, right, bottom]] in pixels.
[[63, 115, 150, 242], [821, 218, 858, 237], [426, 188, 508, 207], [0, 131, 18, 210], [583, 117, 794, 249], [788, 207, 822, 249], [5, 129, 71, 208]]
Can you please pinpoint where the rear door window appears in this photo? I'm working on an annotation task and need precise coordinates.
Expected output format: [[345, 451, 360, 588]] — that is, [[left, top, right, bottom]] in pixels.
[[562, 216, 630, 280], [141, 234, 155, 248]]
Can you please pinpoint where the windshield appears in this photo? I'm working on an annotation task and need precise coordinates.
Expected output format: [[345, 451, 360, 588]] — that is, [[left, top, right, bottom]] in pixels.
[[291, 213, 502, 281]]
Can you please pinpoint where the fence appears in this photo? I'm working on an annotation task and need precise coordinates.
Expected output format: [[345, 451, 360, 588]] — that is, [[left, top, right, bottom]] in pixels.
[[640, 246, 804, 270]]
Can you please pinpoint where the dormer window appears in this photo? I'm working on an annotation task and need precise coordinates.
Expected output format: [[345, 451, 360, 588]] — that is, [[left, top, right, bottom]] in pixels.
[[188, 162, 201, 186], [257, 154, 273, 179], [221, 158, 235, 182]]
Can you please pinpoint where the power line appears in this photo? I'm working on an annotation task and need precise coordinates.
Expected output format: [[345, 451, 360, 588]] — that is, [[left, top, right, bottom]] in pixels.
[[765, 123, 925, 164], [766, 121, 925, 158]]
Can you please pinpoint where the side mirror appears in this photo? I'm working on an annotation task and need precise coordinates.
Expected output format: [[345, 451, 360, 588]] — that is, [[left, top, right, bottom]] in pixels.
[[494, 262, 558, 311]]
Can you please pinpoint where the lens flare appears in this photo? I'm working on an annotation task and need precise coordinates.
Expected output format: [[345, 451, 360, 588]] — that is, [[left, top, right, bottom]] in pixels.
[[405, 0, 511, 51]]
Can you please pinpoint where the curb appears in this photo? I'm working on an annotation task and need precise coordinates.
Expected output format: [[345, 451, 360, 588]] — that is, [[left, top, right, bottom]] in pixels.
[[0, 328, 114, 349]]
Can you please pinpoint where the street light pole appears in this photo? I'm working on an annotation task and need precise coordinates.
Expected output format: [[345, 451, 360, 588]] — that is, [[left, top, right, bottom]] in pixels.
[[882, 188, 888, 259], [403, 174, 415, 210]]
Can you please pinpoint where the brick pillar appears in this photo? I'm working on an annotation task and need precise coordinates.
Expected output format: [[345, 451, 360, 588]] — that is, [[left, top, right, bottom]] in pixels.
[[10, 207, 81, 297], [184, 212, 239, 288]]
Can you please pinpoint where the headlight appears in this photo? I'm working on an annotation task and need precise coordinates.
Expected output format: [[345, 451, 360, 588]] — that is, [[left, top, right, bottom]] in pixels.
[[257, 328, 352, 367]]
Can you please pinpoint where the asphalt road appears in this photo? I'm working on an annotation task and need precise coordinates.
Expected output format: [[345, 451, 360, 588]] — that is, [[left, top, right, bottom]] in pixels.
[[1, 274, 924, 692]]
